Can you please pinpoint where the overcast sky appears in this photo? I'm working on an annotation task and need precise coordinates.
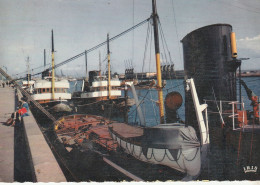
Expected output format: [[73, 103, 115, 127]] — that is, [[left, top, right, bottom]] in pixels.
[[0, 0, 260, 78]]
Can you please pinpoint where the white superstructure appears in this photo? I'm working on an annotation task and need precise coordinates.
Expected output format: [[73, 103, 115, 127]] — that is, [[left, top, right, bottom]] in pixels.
[[80, 76, 121, 99], [22, 80, 35, 88], [32, 77, 71, 103], [22, 80, 35, 93]]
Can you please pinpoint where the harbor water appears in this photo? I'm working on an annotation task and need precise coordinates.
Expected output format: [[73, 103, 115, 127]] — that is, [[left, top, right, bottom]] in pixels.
[[71, 77, 260, 126], [37, 77, 260, 181]]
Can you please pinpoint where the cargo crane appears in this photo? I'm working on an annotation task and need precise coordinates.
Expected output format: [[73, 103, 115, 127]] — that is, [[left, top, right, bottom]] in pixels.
[[240, 79, 259, 123]]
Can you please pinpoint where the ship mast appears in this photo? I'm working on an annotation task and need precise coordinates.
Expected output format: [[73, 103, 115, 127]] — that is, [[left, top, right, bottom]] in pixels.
[[26, 56, 30, 87], [152, 0, 164, 124], [107, 33, 111, 99], [44, 49, 46, 68], [51, 30, 55, 100], [85, 50, 88, 80], [99, 51, 101, 77]]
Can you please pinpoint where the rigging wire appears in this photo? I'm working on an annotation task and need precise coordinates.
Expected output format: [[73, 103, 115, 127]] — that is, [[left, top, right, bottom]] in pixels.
[[158, 18, 183, 92], [218, 0, 260, 15], [141, 19, 159, 124], [16, 49, 52, 77], [158, 25, 169, 65], [158, 19, 175, 90], [0, 67, 81, 181], [128, 90, 150, 120], [147, 22, 159, 124], [158, 20, 172, 63], [19, 17, 151, 79], [141, 21, 152, 74], [148, 20, 153, 74], [171, 0, 183, 66], [149, 88, 159, 124], [132, 0, 135, 63]]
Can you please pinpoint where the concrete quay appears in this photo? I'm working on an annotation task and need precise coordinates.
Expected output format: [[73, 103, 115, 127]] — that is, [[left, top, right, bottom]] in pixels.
[[0, 86, 66, 182], [0, 86, 15, 182]]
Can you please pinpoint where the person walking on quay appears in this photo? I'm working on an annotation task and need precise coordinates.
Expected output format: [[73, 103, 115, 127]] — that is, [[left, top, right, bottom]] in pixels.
[[2, 82, 5, 88]]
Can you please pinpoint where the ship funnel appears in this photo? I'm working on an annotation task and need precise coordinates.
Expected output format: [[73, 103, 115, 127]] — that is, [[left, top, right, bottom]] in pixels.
[[181, 24, 241, 129], [89, 70, 99, 86]]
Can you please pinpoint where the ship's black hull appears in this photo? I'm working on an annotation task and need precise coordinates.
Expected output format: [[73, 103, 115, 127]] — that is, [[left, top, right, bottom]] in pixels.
[[57, 137, 186, 181], [71, 97, 128, 119], [207, 125, 260, 180], [30, 100, 73, 120]]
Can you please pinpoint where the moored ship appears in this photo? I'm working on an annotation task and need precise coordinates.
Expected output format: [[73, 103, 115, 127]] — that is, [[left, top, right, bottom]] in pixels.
[[53, 22, 260, 181], [31, 30, 72, 118], [72, 71, 126, 117], [32, 76, 72, 114], [32, 1, 259, 182], [182, 23, 260, 180], [72, 34, 133, 118], [54, 0, 210, 180]]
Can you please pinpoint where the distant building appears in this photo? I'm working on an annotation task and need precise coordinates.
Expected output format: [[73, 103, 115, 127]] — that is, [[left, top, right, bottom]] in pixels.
[[160, 64, 184, 79], [125, 67, 157, 79], [118, 74, 125, 79], [136, 72, 156, 79], [161, 64, 184, 79], [124, 64, 184, 80], [238, 70, 260, 77], [125, 68, 134, 79]]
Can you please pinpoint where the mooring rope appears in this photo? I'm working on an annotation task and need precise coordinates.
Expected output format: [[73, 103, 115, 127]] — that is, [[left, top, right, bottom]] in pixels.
[[0, 67, 56, 122]]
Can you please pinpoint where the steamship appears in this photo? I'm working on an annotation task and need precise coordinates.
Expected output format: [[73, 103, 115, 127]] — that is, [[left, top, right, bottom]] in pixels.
[[72, 70, 127, 117], [31, 30, 72, 118], [181, 24, 260, 180], [55, 1, 210, 181], [72, 34, 133, 118], [55, 23, 260, 181], [32, 76, 72, 114], [52, 0, 260, 181]]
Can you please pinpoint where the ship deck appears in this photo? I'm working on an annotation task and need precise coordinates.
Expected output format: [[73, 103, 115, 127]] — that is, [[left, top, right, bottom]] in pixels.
[[109, 123, 143, 138]]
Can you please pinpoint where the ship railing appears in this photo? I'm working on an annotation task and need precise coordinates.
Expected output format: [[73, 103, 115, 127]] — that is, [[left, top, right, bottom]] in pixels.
[[203, 99, 246, 131]]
